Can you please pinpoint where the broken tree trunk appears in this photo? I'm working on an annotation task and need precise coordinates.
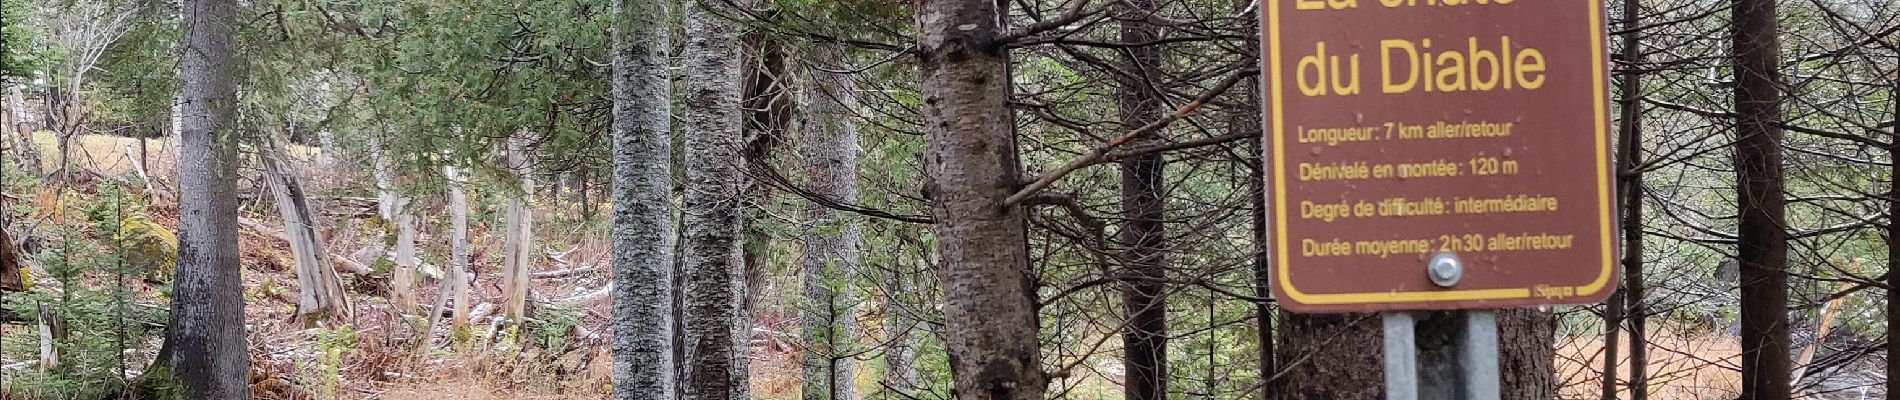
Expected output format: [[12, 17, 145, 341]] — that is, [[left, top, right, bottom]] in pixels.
[[259, 131, 352, 323], [501, 133, 535, 323], [6, 84, 41, 175], [445, 164, 473, 329], [371, 135, 419, 313], [393, 211, 419, 312], [36, 301, 65, 371]]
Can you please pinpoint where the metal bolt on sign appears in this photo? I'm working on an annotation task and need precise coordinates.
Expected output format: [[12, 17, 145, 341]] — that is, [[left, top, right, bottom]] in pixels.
[[1428, 253, 1462, 288]]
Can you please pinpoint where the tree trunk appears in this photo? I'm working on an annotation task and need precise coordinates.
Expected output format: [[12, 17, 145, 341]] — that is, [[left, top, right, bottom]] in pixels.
[[393, 188, 419, 314], [171, 92, 184, 157], [1615, 0, 1649, 396], [1276, 314, 1383, 400], [884, 272, 920, 393], [739, 2, 792, 340], [801, 44, 863, 400], [1601, 288, 1622, 400], [916, 0, 1047, 399], [445, 164, 473, 330], [1247, 86, 1276, 400], [53, 108, 71, 183], [259, 131, 351, 323], [50, 88, 75, 183], [167, 0, 252, 395], [502, 133, 535, 323], [1116, 1, 1169, 399], [6, 84, 40, 175], [1499, 309, 1557, 399], [317, 130, 339, 166], [36, 301, 65, 371], [1887, 78, 1899, 400], [611, 0, 678, 397], [1278, 310, 1552, 399], [371, 135, 419, 313], [0, 224, 24, 292], [1732, 0, 1793, 397], [682, 0, 751, 398], [1232, 0, 1274, 395], [581, 165, 596, 222]]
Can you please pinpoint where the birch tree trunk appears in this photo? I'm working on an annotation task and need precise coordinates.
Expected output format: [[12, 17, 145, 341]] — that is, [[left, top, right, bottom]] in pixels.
[[171, 92, 184, 160], [801, 44, 862, 400], [167, 0, 251, 395], [445, 164, 473, 330], [259, 131, 352, 323], [502, 133, 536, 323], [682, 1, 752, 398], [5, 85, 40, 175], [916, 0, 1047, 398], [612, 0, 678, 397]]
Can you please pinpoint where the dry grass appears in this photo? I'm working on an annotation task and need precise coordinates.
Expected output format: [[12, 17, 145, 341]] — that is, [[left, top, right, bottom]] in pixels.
[[363, 350, 607, 400], [1557, 329, 1743, 400], [3, 131, 321, 178]]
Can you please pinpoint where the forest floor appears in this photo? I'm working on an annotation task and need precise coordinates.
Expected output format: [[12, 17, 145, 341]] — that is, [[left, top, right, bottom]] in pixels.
[[1556, 328, 1886, 400], [2, 132, 621, 399], [0, 132, 844, 399]]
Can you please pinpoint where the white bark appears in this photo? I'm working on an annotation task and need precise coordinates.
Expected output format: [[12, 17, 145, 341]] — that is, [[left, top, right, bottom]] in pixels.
[[35, 302, 62, 371], [445, 164, 473, 329], [5, 85, 39, 174], [259, 132, 352, 323], [7, 85, 31, 128], [317, 130, 340, 170], [370, 135, 397, 219], [393, 212, 419, 311], [371, 135, 419, 313], [501, 133, 535, 323], [612, 0, 677, 397], [801, 44, 863, 400], [170, 92, 184, 160], [122, 146, 160, 199]]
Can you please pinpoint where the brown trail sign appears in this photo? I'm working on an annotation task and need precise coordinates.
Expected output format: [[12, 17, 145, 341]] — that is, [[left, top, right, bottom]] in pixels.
[[1263, 0, 1617, 313]]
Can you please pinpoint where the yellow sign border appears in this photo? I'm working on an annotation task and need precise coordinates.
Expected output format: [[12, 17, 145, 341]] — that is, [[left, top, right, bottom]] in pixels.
[[1266, 0, 1617, 306]]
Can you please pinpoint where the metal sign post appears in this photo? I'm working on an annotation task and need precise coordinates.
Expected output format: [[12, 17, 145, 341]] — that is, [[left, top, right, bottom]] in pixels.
[[1382, 253, 1500, 400], [1383, 311, 1499, 400]]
